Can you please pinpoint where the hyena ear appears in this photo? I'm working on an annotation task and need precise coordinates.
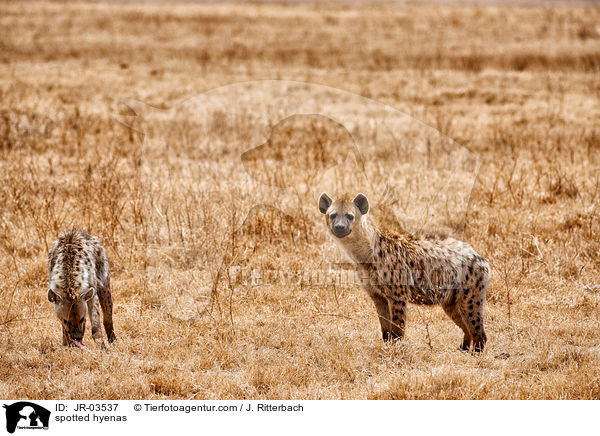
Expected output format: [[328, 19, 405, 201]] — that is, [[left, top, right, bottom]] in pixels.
[[47, 289, 61, 303], [318, 192, 333, 214], [80, 287, 96, 302], [353, 193, 369, 215]]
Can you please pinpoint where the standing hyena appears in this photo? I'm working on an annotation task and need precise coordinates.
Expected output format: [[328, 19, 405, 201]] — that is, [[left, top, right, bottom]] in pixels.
[[318, 193, 490, 352], [47, 229, 116, 348]]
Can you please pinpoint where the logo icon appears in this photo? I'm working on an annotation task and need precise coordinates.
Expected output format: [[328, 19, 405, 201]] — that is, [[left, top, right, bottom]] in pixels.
[[3, 402, 50, 433]]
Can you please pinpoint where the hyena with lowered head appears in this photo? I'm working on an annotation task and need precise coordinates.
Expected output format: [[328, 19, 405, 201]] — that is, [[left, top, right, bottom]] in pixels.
[[47, 230, 116, 348], [319, 193, 490, 352]]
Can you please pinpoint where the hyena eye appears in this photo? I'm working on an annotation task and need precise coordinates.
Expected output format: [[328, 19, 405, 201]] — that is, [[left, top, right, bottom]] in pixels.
[[79, 316, 85, 324], [346, 214, 354, 221], [330, 213, 337, 220]]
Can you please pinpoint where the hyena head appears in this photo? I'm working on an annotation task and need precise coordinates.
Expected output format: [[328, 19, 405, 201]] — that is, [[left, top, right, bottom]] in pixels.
[[318, 192, 369, 239], [47, 285, 95, 345]]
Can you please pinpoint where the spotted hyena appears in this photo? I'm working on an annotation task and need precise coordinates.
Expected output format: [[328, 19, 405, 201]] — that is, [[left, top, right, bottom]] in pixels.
[[47, 230, 116, 348], [318, 193, 490, 352]]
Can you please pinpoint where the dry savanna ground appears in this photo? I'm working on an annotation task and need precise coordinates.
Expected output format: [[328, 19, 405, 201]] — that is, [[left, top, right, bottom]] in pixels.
[[1, 1, 600, 400]]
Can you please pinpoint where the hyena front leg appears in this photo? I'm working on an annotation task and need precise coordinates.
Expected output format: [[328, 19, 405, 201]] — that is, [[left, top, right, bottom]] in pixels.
[[86, 293, 105, 347], [389, 295, 407, 341], [98, 283, 116, 343], [62, 326, 69, 346], [367, 287, 393, 341]]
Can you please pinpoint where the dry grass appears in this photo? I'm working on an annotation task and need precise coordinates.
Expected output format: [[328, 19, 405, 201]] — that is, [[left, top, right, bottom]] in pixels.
[[1, 1, 600, 400]]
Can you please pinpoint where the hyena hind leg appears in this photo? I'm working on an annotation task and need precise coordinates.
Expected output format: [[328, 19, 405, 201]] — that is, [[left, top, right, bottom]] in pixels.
[[458, 288, 487, 353], [469, 263, 490, 353], [98, 284, 116, 343], [442, 302, 472, 351], [471, 311, 487, 353]]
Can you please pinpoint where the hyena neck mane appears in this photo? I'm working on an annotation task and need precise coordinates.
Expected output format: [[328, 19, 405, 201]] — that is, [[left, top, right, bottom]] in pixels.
[[335, 215, 410, 265]]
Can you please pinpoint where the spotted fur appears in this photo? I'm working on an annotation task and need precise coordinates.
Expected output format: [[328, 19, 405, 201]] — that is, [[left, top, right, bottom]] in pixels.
[[319, 193, 490, 352], [47, 229, 116, 347]]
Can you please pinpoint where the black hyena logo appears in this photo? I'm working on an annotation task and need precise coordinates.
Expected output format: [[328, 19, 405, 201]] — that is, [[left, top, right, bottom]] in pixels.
[[3, 402, 50, 433]]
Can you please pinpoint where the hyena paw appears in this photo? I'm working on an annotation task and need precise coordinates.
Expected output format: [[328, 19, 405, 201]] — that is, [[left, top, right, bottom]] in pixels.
[[382, 331, 401, 342]]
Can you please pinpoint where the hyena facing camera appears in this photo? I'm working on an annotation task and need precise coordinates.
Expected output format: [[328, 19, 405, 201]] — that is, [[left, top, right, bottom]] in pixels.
[[319, 193, 490, 352]]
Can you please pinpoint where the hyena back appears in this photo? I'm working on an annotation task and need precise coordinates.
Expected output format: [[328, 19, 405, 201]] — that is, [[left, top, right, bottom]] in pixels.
[[47, 229, 116, 347], [319, 193, 490, 352]]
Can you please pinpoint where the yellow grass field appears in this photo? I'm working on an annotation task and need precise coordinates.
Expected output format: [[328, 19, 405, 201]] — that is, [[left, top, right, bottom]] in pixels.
[[1, 1, 599, 400]]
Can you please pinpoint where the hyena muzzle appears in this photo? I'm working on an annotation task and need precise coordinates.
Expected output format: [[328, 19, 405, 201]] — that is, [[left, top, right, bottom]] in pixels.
[[47, 229, 116, 348]]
